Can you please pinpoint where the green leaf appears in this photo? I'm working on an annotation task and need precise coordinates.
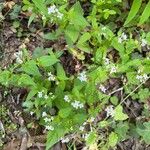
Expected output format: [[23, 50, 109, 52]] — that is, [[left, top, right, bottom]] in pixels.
[[46, 126, 67, 150], [28, 13, 36, 27], [38, 55, 59, 67], [57, 63, 68, 80], [108, 132, 118, 147], [77, 33, 91, 44], [114, 105, 128, 121], [115, 122, 129, 141], [139, 1, 150, 25], [86, 132, 97, 146], [137, 122, 150, 144], [43, 32, 58, 40], [65, 25, 80, 44], [21, 60, 41, 76], [26, 88, 38, 100], [18, 74, 36, 87], [59, 108, 72, 118], [32, 0, 47, 16], [124, 0, 142, 26]]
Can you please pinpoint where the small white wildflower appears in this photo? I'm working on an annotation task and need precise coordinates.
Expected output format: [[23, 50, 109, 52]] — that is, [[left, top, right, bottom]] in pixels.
[[61, 137, 70, 143], [99, 84, 107, 93], [14, 51, 23, 64], [42, 112, 47, 117], [84, 133, 90, 140], [48, 5, 57, 14], [110, 66, 117, 74], [141, 39, 147, 47], [104, 58, 110, 65], [57, 12, 63, 19], [121, 33, 127, 41], [118, 37, 122, 43], [44, 117, 52, 122], [136, 74, 149, 83], [48, 72, 56, 81], [45, 125, 54, 131], [79, 126, 84, 131], [30, 111, 34, 115], [90, 117, 95, 122], [71, 100, 84, 109], [44, 95, 49, 99], [38, 91, 43, 98], [64, 95, 70, 102], [105, 105, 115, 117], [78, 71, 87, 82]]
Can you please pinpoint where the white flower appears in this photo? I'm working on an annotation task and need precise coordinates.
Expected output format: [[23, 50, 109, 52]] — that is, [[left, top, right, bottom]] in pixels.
[[78, 71, 87, 82], [57, 12, 63, 19], [84, 133, 90, 140], [45, 125, 54, 131], [44, 117, 52, 122], [105, 105, 115, 117], [30, 111, 34, 115], [48, 72, 56, 81], [110, 65, 117, 74], [64, 95, 70, 102], [71, 101, 84, 109], [99, 84, 107, 93], [79, 126, 84, 131], [136, 74, 149, 83], [104, 58, 110, 65], [118, 37, 122, 43], [44, 95, 49, 99], [121, 33, 127, 41], [48, 5, 57, 14], [118, 33, 127, 43], [14, 51, 23, 64], [42, 112, 47, 117], [141, 39, 147, 47], [61, 137, 70, 143], [38, 91, 43, 98], [90, 117, 95, 122]]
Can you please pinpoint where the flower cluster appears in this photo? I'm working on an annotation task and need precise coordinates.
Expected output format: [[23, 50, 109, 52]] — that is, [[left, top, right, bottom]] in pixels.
[[105, 105, 115, 118], [48, 5, 63, 19], [99, 84, 107, 93], [118, 32, 127, 43], [78, 71, 87, 82], [64, 95, 71, 102], [14, 51, 23, 64], [141, 39, 148, 47], [103, 58, 117, 74], [71, 100, 84, 109], [38, 90, 49, 99], [136, 70, 149, 83], [48, 72, 56, 81]]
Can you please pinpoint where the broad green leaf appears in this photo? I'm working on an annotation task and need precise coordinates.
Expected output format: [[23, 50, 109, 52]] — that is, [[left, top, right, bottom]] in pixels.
[[137, 122, 150, 144], [26, 88, 38, 100], [57, 63, 68, 80], [65, 25, 80, 44], [77, 33, 91, 44], [108, 132, 118, 147], [59, 108, 72, 118], [124, 0, 142, 26], [115, 122, 129, 141], [139, 1, 150, 25], [0, 70, 11, 85], [114, 105, 128, 121], [21, 60, 41, 76], [46, 126, 68, 150], [38, 55, 59, 67], [86, 131, 97, 146], [18, 74, 36, 87]]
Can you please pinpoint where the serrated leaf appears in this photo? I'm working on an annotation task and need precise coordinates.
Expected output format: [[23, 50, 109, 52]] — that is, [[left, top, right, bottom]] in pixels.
[[38, 55, 59, 67], [139, 1, 150, 25], [124, 0, 142, 26], [114, 105, 128, 121]]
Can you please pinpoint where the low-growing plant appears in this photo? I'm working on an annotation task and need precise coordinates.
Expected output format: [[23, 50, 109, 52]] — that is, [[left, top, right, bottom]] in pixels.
[[1, 0, 150, 149]]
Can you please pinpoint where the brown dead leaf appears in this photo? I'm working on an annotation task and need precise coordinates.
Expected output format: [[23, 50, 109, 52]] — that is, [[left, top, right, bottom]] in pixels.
[[4, 1, 15, 9]]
